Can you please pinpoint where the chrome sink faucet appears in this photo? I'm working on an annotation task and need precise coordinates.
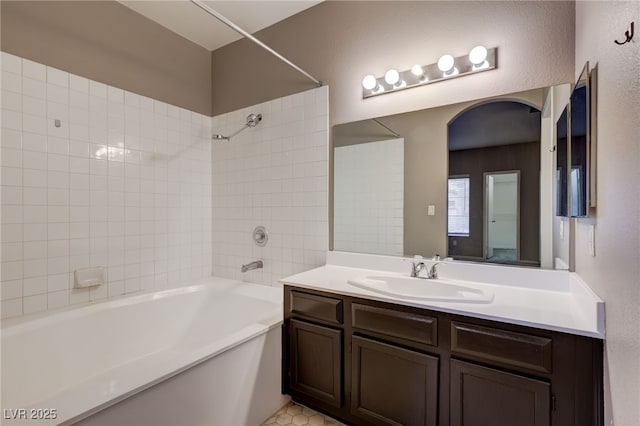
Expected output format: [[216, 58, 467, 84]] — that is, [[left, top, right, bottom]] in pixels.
[[427, 262, 442, 279], [411, 261, 426, 278], [411, 261, 442, 279]]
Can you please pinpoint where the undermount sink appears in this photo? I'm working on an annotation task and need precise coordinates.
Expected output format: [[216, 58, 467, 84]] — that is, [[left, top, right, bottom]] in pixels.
[[347, 275, 494, 303]]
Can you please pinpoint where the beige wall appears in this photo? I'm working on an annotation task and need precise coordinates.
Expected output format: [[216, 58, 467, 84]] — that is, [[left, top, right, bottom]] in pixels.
[[574, 2, 640, 425], [212, 1, 575, 125], [1, 1, 213, 115]]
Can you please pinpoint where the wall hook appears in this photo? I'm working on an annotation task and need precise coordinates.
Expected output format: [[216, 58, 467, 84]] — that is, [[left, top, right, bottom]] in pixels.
[[614, 21, 634, 45]]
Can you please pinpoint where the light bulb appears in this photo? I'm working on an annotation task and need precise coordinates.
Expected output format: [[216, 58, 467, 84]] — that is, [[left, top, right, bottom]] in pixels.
[[362, 74, 378, 90], [384, 69, 400, 85], [469, 45, 488, 65], [437, 54, 455, 72], [411, 64, 424, 77]]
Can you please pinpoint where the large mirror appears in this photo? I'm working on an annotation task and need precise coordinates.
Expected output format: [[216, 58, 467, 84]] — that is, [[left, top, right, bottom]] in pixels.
[[333, 86, 570, 269]]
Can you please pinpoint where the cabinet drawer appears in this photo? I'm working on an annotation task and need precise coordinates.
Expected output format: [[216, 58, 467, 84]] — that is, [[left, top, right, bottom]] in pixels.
[[352, 303, 437, 347], [451, 322, 552, 373], [290, 290, 343, 325]]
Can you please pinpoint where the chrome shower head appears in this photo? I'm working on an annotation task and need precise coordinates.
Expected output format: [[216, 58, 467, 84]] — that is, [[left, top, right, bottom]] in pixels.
[[246, 113, 262, 128], [211, 112, 262, 141]]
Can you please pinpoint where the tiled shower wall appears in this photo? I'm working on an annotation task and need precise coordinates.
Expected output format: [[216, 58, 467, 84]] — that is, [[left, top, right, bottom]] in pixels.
[[211, 86, 329, 285], [334, 138, 404, 256], [0, 52, 212, 318]]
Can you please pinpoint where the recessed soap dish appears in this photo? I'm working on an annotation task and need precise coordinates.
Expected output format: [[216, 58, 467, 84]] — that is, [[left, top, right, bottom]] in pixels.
[[74, 267, 105, 289]]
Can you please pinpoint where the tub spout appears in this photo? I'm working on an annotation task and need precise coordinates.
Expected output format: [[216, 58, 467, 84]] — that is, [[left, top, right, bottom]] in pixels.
[[241, 260, 263, 273]]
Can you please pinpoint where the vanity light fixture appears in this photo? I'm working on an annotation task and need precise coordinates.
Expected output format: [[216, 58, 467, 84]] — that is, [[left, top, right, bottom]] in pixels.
[[469, 45, 489, 70], [411, 64, 427, 81], [362, 74, 384, 94], [437, 54, 458, 77], [384, 69, 406, 89], [362, 46, 497, 98]]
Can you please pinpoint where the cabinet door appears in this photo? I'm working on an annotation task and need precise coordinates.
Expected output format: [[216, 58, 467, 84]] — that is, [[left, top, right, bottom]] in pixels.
[[351, 335, 439, 426], [289, 319, 343, 407], [450, 359, 550, 426]]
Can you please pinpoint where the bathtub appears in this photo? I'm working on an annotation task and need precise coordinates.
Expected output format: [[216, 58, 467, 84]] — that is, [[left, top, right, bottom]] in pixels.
[[1, 277, 289, 425]]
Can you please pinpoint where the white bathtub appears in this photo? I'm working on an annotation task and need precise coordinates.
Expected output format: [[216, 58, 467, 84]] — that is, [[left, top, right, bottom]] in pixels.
[[1, 277, 289, 425]]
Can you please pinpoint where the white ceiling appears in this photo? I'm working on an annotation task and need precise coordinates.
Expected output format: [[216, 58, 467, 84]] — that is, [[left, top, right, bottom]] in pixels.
[[119, 0, 323, 51]]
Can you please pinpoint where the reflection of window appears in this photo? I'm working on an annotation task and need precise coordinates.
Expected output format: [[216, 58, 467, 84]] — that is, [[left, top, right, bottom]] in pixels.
[[448, 177, 470, 236]]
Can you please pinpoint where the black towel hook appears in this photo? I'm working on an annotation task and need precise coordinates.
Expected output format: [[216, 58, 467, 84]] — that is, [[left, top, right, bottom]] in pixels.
[[614, 21, 634, 45]]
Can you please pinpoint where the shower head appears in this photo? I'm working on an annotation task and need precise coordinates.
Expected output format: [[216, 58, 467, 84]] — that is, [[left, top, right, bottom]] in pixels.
[[246, 113, 262, 127], [212, 113, 262, 141]]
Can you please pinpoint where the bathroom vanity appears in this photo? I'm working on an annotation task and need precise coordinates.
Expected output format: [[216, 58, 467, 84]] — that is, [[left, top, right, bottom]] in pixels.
[[281, 253, 604, 426]]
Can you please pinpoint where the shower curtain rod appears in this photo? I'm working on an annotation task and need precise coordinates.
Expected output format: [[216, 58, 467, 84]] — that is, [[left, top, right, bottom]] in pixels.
[[190, 0, 323, 87]]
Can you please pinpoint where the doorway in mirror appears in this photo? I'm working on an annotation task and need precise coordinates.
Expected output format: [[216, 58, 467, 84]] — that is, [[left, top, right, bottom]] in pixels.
[[448, 100, 541, 267], [484, 171, 520, 263]]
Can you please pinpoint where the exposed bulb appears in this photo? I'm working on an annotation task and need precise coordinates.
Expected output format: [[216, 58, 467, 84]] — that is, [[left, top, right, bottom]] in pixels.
[[411, 64, 424, 77], [384, 69, 400, 85], [362, 74, 378, 90], [468, 45, 488, 65], [437, 54, 455, 72]]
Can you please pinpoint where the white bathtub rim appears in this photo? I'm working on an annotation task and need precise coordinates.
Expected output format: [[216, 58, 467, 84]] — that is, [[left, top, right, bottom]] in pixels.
[[58, 321, 282, 426], [1, 276, 277, 334], [1, 278, 283, 425]]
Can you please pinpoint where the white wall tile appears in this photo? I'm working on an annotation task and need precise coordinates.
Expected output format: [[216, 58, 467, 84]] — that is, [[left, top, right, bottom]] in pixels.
[[23, 294, 46, 314], [2, 109, 22, 131], [69, 74, 89, 93], [47, 290, 69, 309], [23, 224, 46, 242], [47, 67, 69, 88], [23, 241, 47, 260], [22, 77, 45, 100], [89, 81, 107, 99], [22, 95, 45, 117], [2, 52, 21, 73], [334, 138, 404, 256], [23, 277, 47, 297], [2, 128, 22, 150], [211, 86, 328, 286], [22, 59, 46, 81], [3, 72, 22, 94], [1, 298, 22, 319], [22, 257, 47, 279], [47, 83, 68, 104], [22, 133, 46, 153], [2, 166, 22, 186], [2, 90, 22, 112], [0, 54, 207, 318], [23, 113, 47, 135]]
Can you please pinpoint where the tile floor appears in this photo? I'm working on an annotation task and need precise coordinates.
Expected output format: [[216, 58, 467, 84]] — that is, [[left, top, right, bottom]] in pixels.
[[261, 401, 345, 426]]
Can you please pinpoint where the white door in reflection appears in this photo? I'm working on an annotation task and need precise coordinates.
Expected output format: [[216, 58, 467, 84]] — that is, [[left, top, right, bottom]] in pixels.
[[484, 171, 519, 262]]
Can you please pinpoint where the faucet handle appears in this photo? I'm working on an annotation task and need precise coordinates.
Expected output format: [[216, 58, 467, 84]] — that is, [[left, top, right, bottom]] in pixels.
[[428, 262, 442, 279]]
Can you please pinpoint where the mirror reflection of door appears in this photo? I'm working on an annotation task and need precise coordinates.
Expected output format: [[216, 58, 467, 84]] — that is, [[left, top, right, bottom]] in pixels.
[[448, 100, 541, 266], [484, 171, 519, 263]]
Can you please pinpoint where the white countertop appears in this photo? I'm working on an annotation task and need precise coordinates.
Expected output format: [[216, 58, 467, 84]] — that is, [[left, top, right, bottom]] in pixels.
[[280, 252, 605, 339]]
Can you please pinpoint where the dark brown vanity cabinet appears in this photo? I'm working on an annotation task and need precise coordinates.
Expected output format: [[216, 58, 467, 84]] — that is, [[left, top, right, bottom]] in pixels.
[[283, 285, 603, 426], [450, 359, 551, 426], [289, 319, 343, 407], [286, 290, 344, 408], [351, 335, 439, 426]]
